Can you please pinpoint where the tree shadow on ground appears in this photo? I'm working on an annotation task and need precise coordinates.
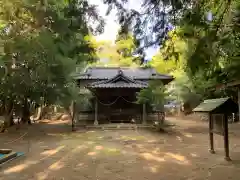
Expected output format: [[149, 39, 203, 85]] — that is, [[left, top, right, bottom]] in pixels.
[[1, 119, 240, 180]]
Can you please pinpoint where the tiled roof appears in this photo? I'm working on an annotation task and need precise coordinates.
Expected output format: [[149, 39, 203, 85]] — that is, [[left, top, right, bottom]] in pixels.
[[89, 81, 148, 88], [73, 67, 174, 83], [87, 70, 148, 88]]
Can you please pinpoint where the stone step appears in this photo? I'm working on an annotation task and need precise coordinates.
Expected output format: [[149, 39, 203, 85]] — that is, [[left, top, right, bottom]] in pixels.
[[85, 124, 153, 130]]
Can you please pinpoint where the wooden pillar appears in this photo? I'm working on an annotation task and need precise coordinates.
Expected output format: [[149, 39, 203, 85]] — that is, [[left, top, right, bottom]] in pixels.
[[209, 114, 215, 154], [223, 114, 231, 161], [142, 103, 146, 124], [94, 98, 98, 125], [238, 88, 240, 121], [71, 101, 76, 131]]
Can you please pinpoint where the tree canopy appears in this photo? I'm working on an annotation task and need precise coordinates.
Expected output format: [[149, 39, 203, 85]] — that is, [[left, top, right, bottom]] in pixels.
[[0, 0, 104, 126], [0, 0, 239, 126]]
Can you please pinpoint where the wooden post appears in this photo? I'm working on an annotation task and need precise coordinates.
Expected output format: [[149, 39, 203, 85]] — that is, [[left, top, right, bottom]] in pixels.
[[94, 98, 98, 125], [238, 88, 240, 122], [223, 114, 231, 161], [209, 114, 215, 154], [142, 103, 146, 125], [71, 101, 76, 131]]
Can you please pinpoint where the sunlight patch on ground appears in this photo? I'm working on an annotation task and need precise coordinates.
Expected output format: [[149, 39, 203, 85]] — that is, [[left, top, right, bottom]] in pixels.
[[3, 164, 28, 174], [165, 152, 190, 165], [3, 160, 37, 174], [152, 148, 161, 155], [86, 141, 96, 145], [47, 133, 66, 137], [184, 134, 193, 138], [76, 163, 84, 167], [39, 147, 81, 179], [36, 172, 48, 180], [4, 145, 67, 175], [95, 145, 104, 150], [176, 136, 183, 142], [77, 145, 88, 150], [49, 161, 64, 170], [140, 153, 165, 162], [190, 153, 198, 157], [136, 144, 144, 149], [149, 166, 159, 173], [86, 131, 96, 133], [147, 140, 157, 143], [41, 146, 65, 156], [47, 133, 85, 140], [87, 151, 97, 156], [103, 148, 121, 155], [120, 135, 146, 141]]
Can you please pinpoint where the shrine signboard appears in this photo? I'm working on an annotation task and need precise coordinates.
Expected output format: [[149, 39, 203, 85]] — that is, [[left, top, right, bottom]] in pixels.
[[193, 97, 238, 161]]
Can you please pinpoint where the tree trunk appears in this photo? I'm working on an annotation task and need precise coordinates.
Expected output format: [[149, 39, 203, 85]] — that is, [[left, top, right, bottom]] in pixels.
[[4, 112, 14, 127], [2, 101, 14, 129], [71, 101, 76, 131], [21, 100, 31, 125]]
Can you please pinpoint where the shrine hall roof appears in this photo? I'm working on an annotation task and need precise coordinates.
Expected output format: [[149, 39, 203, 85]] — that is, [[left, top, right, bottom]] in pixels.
[[73, 67, 174, 83], [87, 70, 149, 88]]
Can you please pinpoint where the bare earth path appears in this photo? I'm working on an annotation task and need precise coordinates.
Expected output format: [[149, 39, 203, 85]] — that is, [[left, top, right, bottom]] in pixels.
[[1, 117, 240, 180]]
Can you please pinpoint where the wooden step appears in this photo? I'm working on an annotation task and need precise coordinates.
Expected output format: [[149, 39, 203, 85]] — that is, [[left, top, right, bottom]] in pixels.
[[85, 124, 153, 130]]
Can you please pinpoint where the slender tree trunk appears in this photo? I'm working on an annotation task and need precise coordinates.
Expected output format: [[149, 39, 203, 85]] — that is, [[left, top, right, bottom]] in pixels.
[[21, 100, 31, 125], [4, 112, 14, 127], [3, 101, 14, 128], [71, 101, 76, 131]]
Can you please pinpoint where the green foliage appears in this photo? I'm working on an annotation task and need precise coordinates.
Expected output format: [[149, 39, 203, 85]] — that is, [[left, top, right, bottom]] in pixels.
[[148, 28, 228, 110], [0, 0, 103, 123], [103, 0, 239, 113], [137, 81, 167, 110], [90, 32, 141, 67], [180, 0, 240, 78], [103, 0, 188, 49], [103, 0, 239, 84]]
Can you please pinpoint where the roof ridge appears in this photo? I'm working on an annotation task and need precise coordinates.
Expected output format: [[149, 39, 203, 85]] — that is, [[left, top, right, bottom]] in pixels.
[[88, 66, 155, 70], [87, 71, 148, 88], [104, 71, 135, 84]]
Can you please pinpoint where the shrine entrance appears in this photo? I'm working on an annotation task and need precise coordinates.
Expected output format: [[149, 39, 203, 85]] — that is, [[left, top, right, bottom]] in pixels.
[[91, 88, 146, 124]]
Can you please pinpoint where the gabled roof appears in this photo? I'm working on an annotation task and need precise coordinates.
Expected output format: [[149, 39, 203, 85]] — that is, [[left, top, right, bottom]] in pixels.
[[87, 69, 148, 88], [193, 97, 230, 112], [73, 67, 174, 84]]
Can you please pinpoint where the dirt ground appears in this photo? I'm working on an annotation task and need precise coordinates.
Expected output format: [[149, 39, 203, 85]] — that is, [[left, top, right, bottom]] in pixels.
[[1, 117, 240, 180]]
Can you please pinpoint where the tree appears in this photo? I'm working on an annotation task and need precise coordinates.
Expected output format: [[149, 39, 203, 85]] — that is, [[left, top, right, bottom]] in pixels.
[[137, 81, 167, 110], [89, 32, 141, 67], [0, 0, 103, 127], [103, 0, 239, 115], [103, 0, 239, 82], [146, 28, 230, 114], [179, 0, 240, 77], [103, 0, 187, 50]]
